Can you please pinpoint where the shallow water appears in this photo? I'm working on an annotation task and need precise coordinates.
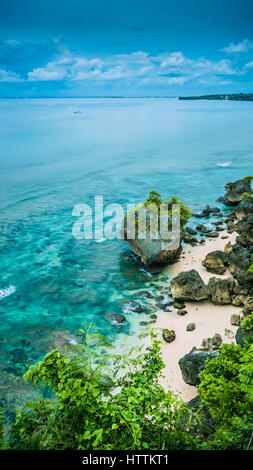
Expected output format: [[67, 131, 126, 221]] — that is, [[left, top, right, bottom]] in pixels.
[[0, 97, 252, 420]]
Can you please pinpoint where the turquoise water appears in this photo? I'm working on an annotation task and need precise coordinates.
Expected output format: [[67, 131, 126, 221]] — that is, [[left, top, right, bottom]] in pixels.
[[0, 97, 252, 421]]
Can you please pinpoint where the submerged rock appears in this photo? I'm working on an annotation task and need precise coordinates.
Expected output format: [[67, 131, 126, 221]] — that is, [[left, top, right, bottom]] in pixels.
[[105, 311, 126, 325], [179, 349, 219, 385], [121, 299, 143, 313], [170, 269, 209, 301]]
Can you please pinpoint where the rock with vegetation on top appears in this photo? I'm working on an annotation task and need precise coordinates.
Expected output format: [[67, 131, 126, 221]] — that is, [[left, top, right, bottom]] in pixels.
[[162, 329, 176, 343], [179, 349, 219, 385], [122, 191, 191, 266], [170, 269, 209, 301], [221, 176, 252, 206], [202, 250, 227, 275]]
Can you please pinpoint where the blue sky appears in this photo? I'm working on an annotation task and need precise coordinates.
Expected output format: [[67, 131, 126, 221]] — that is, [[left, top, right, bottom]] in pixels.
[[0, 0, 253, 96]]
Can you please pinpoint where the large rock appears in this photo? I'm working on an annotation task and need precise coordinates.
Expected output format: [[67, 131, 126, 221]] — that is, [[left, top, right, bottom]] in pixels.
[[208, 277, 234, 305], [170, 269, 209, 301], [179, 349, 219, 385], [235, 193, 253, 221], [123, 205, 182, 265], [202, 250, 227, 275], [222, 177, 252, 206]]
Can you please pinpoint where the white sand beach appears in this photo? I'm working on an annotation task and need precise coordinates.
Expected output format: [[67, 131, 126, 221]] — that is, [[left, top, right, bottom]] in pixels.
[[150, 230, 241, 402]]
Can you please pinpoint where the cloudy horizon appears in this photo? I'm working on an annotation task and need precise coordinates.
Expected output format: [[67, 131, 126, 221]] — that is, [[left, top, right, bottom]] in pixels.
[[1, 0, 253, 97]]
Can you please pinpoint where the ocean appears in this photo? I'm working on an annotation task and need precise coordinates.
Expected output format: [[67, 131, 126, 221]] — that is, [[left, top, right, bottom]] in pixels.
[[0, 97, 252, 420]]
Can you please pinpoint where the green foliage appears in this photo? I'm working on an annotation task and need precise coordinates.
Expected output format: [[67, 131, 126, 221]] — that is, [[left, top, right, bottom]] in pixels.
[[198, 344, 245, 423], [197, 341, 253, 449], [241, 192, 253, 200], [142, 190, 191, 230], [9, 326, 197, 450], [248, 255, 253, 273], [243, 175, 253, 181], [144, 190, 162, 207], [242, 312, 253, 331]]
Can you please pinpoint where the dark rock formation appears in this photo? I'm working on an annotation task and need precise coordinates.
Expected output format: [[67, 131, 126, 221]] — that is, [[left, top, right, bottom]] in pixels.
[[162, 329, 176, 343], [105, 311, 126, 325], [170, 269, 209, 301], [222, 177, 252, 206], [186, 323, 196, 331], [207, 277, 234, 305], [230, 314, 241, 326], [179, 349, 219, 385], [202, 250, 227, 275]]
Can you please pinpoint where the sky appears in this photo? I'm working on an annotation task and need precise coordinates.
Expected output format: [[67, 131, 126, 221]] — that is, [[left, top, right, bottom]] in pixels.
[[0, 0, 253, 97]]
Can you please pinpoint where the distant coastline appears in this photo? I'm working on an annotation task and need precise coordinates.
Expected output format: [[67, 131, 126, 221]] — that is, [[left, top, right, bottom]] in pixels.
[[179, 93, 253, 101]]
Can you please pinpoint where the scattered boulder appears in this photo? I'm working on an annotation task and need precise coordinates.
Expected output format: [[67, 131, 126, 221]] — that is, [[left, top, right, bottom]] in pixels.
[[179, 349, 219, 385], [208, 277, 234, 305], [192, 205, 212, 218], [201, 333, 222, 351], [105, 311, 126, 325], [173, 300, 186, 309], [202, 250, 227, 275], [121, 300, 143, 313], [162, 329, 176, 343], [177, 308, 188, 316], [205, 232, 219, 238], [196, 224, 212, 233], [186, 323, 196, 331], [186, 226, 197, 235], [224, 328, 234, 339], [230, 314, 241, 326], [170, 269, 209, 301]]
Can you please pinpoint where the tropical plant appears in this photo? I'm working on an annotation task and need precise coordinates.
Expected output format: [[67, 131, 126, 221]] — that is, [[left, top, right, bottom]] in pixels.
[[9, 326, 197, 450]]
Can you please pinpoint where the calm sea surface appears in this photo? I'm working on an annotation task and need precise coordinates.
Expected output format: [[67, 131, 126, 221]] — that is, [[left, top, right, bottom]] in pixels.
[[0, 97, 252, 420]]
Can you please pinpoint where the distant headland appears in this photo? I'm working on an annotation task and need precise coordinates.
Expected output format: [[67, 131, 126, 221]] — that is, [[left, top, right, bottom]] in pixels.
[[179, 93, 253, 101]]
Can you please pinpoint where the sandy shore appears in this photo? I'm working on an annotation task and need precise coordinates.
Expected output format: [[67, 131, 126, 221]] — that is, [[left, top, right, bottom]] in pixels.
[[150, 230, 241, 402]]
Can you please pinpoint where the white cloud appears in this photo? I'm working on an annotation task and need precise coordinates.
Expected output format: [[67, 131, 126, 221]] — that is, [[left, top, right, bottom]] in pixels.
[[221, 38, 253, 54], [245, 61, 253, 69], [0, 68, 22, 82]]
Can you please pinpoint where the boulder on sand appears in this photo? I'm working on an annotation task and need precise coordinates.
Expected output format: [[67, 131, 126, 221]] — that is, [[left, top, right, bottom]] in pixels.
[[162, 329, 176, 343], [179, 349, 219, 385], [170, 269, 209, 301], [207, 277, 234, 305], [202, 250, 227, 275]]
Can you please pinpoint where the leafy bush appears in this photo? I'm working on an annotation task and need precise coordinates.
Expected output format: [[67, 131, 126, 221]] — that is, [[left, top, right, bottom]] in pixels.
[[241, 192, 253, 200], [248, 255, 253, 274], [243, 175, 253, 181], [197, 341, 253, 449], [242, 312, 253, 331], [9, 326, 197, 450]]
